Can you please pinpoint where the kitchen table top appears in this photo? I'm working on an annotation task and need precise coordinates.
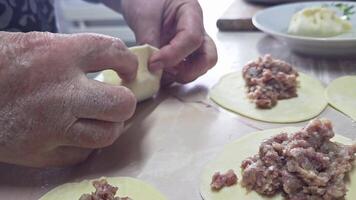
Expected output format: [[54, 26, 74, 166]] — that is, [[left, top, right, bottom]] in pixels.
[[0, 0, 355, 199]]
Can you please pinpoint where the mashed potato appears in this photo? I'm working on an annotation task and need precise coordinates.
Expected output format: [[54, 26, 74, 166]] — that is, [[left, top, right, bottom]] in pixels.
[[288, 7, 352, 37]]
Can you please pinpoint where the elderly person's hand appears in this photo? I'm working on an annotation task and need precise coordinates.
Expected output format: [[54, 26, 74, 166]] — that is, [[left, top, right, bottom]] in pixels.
[[0, 32, 137, 167], [103, 0, 218, 84]]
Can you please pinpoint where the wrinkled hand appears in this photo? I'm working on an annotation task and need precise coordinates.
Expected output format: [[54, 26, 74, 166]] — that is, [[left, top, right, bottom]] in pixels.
[[0, 32, 138, 167], [120, 0, 218, 84]]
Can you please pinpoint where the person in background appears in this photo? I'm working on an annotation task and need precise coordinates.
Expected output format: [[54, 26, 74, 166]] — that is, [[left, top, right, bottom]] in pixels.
[[0, 0, 217, 167]]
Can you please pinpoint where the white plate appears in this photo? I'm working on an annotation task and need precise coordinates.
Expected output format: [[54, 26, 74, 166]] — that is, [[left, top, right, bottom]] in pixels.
[[252, 1, 356, 56]]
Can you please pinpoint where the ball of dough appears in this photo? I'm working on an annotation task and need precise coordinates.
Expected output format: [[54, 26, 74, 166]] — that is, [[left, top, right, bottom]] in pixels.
[[100, 44, 163, 102], [288, 7, 352, 37]]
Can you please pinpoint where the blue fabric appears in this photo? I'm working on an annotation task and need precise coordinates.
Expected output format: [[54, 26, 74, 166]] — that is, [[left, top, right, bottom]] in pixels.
[[0, 0, 100, 32], [0, 0, 57, 32]]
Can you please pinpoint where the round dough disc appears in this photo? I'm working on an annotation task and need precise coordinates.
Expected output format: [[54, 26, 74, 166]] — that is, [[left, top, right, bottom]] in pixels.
[[200, 127, 356, 200], [326, 76, 356, 121], [40, 177, 167, 200], [209, 72, 327, 123], [96, 44, 163, 102]]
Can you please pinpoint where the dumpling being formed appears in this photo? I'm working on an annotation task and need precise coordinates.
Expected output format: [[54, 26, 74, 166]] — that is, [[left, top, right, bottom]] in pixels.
[[288, 7, 352, 37]]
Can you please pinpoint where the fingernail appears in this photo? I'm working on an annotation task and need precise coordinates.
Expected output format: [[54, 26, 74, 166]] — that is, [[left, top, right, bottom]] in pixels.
[[150, 61, 164, 71]]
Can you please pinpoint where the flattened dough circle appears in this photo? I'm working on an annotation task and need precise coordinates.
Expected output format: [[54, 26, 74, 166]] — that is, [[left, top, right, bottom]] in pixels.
[[209, 72, 327, 123], [40, 177, 167, 200], [326, 76, 356, 121], [96, 44, 162, 102], [200, 127, 356, 200]]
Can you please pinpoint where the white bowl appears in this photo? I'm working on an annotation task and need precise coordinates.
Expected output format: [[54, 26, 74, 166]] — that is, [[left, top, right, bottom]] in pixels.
[[253, 1, 356, 56]]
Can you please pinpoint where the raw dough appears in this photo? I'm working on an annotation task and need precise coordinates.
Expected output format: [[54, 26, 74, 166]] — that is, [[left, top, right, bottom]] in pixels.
[[200, 127, 356, 200], [326, 76, 356, 121], [99, 44, 162, 102], [288, 7, 352, 37], [40, 177, 167, 200], [209, 72, 327, 123]]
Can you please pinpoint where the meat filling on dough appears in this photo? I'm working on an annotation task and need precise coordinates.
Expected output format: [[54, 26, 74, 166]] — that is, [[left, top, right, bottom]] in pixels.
[[210, 169, 238, 190], [79, 179, 132, 200], [242, 55, 299, 109], [241, 119, 355, 199]]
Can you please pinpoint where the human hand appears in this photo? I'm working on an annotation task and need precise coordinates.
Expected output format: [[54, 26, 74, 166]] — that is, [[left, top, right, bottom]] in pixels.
[[119, 0, 218, 84], [0, 32, 137, 167]]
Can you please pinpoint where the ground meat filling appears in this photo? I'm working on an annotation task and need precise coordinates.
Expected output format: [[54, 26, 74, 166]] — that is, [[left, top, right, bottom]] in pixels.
[[241, 119, 356, 200], [242, 55, 299, 109], [211, 169, 238, 190], [79, 179, 132, 200]]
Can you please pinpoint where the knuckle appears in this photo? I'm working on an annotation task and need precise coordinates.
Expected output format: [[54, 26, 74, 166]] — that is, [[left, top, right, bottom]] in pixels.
[[121, 87, 137, 118], [120, 48, 138, 69], [98, 123, 123, 146], [208, 52, 218, 68], [190, 1, 203, 14], [111, 37, 126, 49], [74, 33, 115, 54], [113, 86, 137, 121], [204, 35, 218, 69], [187, 31, 204, 48]]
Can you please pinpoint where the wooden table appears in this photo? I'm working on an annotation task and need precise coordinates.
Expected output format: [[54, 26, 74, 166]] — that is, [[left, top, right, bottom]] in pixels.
[[0, 1, 355, 199]]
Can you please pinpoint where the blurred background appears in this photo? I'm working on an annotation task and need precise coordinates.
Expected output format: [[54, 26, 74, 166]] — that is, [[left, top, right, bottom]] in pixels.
[[55, 0, 136, 46], [54, 0, 235, 46]]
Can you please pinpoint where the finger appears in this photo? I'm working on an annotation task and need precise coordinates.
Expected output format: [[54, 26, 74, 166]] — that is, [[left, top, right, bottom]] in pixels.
[[149, 1, 205, 71], [63, 118, 124, 149], [175, 35, 218, 84], [64, 33, 138, 81], [161, 71, 176, 87], [71, 78, 136, 122]]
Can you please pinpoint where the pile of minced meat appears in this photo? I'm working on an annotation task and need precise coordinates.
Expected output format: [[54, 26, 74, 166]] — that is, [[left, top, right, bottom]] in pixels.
[[79, 179, 132, 200], [242, 55, 299, 109], [241, 119, 356, 199], [210, 119, 356, 199]]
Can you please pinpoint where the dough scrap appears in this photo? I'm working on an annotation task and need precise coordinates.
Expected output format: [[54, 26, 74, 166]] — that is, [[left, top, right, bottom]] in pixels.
[[98, 44, 162, 102], [200, 127, 356, 200], [40, 177, 167, 200], [326, 76, 356, 121], [209, 72, 327, 123]]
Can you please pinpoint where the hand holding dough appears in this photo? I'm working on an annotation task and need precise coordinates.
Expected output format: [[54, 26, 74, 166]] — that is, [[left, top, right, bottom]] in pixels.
[[98, 44, 163, 102]]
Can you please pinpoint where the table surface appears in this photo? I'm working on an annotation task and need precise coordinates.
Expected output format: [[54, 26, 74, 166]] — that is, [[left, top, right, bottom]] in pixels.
[[1, 0, 356, 199]]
